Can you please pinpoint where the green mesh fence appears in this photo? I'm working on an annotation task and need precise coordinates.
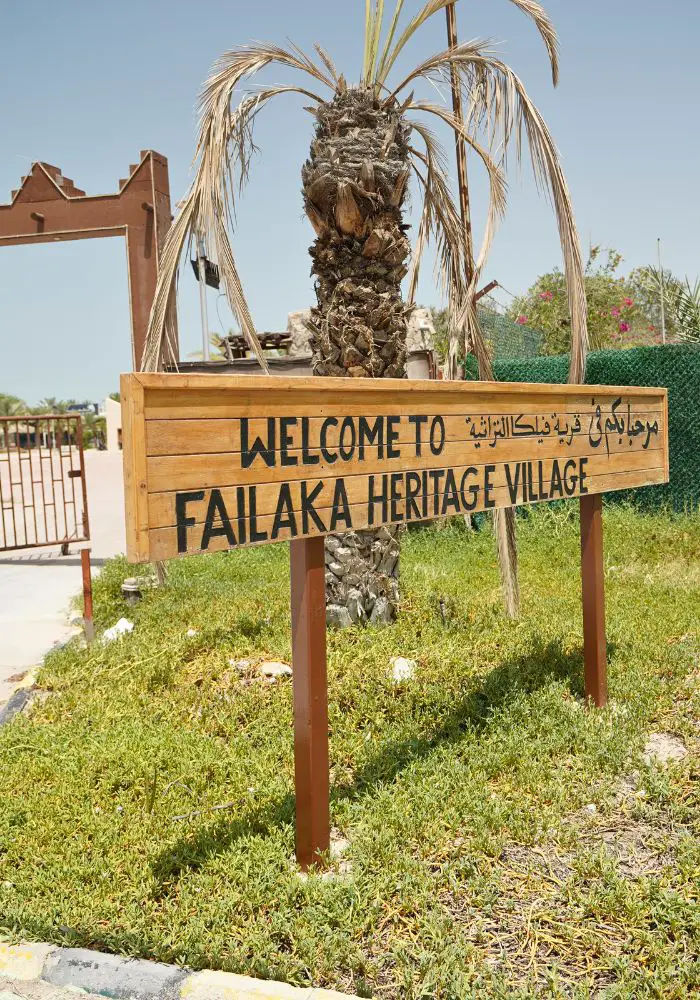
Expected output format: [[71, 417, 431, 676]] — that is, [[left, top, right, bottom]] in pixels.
[[478, 310, 543, 359], [466, 344, 700, 512]]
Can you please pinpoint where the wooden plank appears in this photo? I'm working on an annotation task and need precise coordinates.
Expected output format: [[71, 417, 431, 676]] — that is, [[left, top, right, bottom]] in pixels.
[[146, 467, 667, 561], [145, 433, 664, 494], [144, 388, 665, 422], [146, 452, 665, 529], [120, 374, 150, 562], [136, 371, 667, 397], [145, 409, 665, 458]]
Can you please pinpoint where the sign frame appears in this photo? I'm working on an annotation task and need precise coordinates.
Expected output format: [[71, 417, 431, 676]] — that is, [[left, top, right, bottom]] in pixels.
[[121, 372, 670, 868]]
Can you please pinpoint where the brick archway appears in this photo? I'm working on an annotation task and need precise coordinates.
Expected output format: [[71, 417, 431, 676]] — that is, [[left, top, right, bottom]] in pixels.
[[0, 150, 177, 367]]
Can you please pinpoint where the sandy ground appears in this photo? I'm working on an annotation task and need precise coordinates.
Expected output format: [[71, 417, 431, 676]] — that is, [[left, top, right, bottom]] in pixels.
[[0, 451, 125, 702]]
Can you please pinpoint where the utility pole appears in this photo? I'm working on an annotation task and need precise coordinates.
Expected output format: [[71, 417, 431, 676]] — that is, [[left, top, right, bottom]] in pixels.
[[445, 3, 474, 279], [657, 238, 667, 345]]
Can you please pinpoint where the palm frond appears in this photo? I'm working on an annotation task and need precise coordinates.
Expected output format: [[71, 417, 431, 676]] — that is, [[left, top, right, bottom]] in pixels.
[[377, 0, 558, 89], [389, 41, 588, 382], [143, 45, 331, 373], [672, 279, 700, 342], [376, 0, 407, 84], [363, 0, 386, 85], [409, 103, 507, 279], [506, 0, 559, 85]]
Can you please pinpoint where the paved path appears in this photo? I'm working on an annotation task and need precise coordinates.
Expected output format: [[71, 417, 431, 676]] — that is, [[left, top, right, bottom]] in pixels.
[[0, 451, 125, 703]]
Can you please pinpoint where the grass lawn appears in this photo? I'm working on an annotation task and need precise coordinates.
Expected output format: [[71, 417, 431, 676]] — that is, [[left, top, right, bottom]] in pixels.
[[1, 506, 698, 998]]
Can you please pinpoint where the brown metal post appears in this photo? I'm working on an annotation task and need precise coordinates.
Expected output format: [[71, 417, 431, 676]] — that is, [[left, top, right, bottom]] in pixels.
[[289, 536, 330, 870], [580, 494, 608, 707], [81, 548, 95, 644]]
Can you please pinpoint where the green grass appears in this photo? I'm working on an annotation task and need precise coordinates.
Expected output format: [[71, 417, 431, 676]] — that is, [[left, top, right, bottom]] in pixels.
[[1, 506, 698, 998]]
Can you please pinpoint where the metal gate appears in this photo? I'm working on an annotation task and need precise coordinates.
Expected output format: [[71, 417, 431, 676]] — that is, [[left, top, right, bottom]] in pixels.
[[0, 414, 90, 553]]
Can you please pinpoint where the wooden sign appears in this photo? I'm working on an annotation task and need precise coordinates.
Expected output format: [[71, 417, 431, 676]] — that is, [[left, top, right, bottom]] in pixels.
[[121, 373, 669, 564], [121, 372, 669, 870]]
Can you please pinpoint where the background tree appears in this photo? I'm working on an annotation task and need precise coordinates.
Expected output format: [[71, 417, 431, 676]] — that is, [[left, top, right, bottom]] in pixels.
[[0, 393, 27, 417], [631, 267, 700, 343], [510, 247, 659, 354], [143, 0, 589, 624]]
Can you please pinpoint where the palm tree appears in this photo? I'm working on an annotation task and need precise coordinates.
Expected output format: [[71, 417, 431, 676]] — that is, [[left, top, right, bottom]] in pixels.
[[0, 394, 27, 417], [143, 0, 588, 624]]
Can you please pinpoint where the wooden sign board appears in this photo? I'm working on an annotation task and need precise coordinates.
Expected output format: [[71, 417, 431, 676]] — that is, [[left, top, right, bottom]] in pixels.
[[121, 372, 669, 869], [121, 373, 669, 564]]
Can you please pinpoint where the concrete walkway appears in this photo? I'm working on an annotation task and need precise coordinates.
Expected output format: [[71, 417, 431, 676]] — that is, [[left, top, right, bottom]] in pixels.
[[0, 451, 125, 703]]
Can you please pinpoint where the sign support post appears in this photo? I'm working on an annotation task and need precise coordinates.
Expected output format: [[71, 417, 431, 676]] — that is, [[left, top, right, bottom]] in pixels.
[[290, 536, 330, 869], [580, 494, 608, 707]]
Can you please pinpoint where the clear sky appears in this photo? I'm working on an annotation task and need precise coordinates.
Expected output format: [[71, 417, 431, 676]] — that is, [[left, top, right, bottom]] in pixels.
[[1, 0, 698, 404]]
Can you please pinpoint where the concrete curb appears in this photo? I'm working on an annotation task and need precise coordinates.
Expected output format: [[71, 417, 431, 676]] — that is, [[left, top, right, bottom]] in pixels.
[[0, 687, 34, 727], [0, 943, 360, 1000]]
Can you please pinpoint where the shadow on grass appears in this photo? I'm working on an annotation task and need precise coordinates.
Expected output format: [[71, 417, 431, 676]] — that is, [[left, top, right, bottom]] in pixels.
[[149, 637, 587, 890]]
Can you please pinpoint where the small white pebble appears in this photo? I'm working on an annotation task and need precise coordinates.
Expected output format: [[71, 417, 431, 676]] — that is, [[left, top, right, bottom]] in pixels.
[[390, 656, 417, 684], [259, 661, 293, 680], [116, 805, 124, 814], [186, 628, 199, 638], [584, 803, 597, 815]]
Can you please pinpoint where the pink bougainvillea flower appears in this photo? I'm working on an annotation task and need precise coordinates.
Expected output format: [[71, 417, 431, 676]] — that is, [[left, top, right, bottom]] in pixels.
[[648, 325, 656, 332], [619, 321, 631, 333], [611, 307, 621, 318], [623, 297, 634, 307], [539, 291, 554, 301], [516, 315, 528, 326]]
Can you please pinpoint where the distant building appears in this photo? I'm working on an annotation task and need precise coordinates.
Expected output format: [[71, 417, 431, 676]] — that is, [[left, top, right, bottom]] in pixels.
[[66, 402, 99, 415]]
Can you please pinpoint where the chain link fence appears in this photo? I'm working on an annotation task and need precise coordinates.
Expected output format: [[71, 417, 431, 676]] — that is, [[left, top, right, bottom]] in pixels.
[[478, 310, 543, 360], [470, 344, 699, 512]]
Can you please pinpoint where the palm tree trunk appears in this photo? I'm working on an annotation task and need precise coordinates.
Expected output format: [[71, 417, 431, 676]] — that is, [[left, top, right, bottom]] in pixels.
[[302, 87, 412, 626]]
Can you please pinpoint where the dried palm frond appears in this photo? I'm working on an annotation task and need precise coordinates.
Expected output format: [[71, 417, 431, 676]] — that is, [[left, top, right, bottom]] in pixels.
[[374, 0, 558, 90], [388, 40, 588, 382]]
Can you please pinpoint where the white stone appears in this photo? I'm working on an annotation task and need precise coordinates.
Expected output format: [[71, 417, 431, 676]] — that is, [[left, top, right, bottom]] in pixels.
[[346, 589, 364, 624], [102, 618, 134, 643], [583, 803, 597, 815], [390, 656, 417, 683], [258, 661, 292, 681], [186, 628, 199, 638], [327, 605, 352, 629], [643, 733, 688, 765], [370, 597, 391, 625], [229, 658, 252, 672], [328, 561, 346, 577]]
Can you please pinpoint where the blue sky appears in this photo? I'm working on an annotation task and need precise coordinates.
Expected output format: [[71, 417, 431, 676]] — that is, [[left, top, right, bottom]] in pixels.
[[1, 0, 698, 403]]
